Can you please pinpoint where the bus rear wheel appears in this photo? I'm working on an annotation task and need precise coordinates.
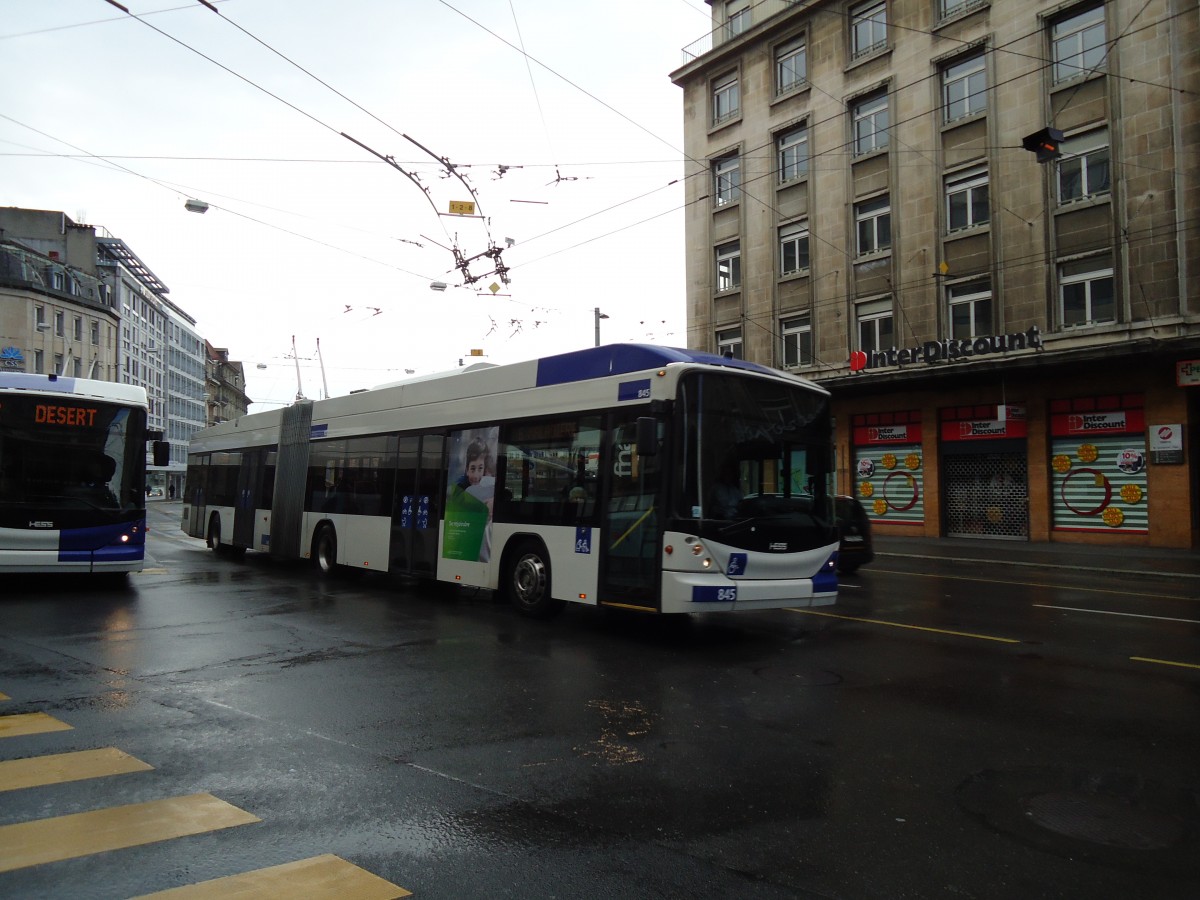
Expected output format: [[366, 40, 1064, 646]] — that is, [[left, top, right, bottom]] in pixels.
[[314, 525, 338, 576], [206, 514, 222, 553], [506, 541, 564, 619]]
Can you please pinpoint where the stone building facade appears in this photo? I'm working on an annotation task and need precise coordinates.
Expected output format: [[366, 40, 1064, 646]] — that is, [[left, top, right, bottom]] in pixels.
[[671, 0, 1199, 547]]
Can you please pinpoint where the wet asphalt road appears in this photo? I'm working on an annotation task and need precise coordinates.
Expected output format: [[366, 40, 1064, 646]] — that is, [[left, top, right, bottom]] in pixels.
[[0, 502, 1197, 898]]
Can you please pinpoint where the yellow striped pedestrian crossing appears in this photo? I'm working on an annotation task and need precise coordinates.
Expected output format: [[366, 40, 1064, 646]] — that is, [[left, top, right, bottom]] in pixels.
[[0, 711, 73, 738], [133, 853, 412, 899], [0, 747, 154, 792], [0, 687, 412, 896], [0, 792, 261, 873]]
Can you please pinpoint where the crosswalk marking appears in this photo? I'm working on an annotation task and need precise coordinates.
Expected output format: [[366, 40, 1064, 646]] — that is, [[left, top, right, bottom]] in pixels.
[[0, 711, 74, 739], [0, 747, 154, 793], [0, 792, 261, 873], [132, 853, 412, 899]]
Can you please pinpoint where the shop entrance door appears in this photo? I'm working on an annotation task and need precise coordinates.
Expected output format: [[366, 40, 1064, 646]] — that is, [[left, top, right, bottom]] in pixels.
[[943, 449, 1029, 539]]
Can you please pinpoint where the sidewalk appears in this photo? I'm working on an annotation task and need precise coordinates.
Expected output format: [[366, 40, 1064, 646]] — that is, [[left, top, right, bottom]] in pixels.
[[874, 534, 1200, 580]]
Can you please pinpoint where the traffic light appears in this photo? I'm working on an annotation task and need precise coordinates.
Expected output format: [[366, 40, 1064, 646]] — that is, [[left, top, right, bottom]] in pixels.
[[1023, 127, 1064, 163]]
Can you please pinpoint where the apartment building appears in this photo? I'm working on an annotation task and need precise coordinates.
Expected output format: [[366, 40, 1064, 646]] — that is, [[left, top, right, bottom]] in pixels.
[[671, 0, 1199, 547]]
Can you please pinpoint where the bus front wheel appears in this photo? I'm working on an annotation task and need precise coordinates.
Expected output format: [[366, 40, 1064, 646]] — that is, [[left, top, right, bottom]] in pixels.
[[506, 541, 564, 619], [314, 525, 338, 576]]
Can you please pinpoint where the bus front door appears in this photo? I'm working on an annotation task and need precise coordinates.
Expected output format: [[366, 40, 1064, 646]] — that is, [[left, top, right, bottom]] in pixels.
[[598, 419, 661, 611], [233, 449, 264, 549], [390, 434, 444, 579]]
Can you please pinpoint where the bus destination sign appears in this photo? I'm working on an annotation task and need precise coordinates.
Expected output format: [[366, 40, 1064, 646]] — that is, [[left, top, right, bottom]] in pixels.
[[35, 404, 99, 427]]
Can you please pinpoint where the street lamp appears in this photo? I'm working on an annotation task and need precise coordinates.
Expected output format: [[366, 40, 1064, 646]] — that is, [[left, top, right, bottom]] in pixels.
[[594, 307, 609, 347]]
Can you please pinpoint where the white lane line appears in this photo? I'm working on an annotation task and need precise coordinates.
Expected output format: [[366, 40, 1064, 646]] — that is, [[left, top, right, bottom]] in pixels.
[[1033, 604, 1200, 625]]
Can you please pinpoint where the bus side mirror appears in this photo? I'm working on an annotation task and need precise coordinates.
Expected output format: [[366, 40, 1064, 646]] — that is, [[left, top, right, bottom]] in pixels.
[[152, 440, 170, 467], [636, 417, 658, 457]]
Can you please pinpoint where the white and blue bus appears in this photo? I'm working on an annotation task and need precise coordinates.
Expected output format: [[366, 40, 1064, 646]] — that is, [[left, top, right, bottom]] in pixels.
[[182, 344, 839, 616], [0, 372, 168, 574]]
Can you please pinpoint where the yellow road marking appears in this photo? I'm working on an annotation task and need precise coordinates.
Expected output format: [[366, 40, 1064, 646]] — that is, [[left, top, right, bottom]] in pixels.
[[137, 567, 169, 575], [1131, 656, 1200, 671], [868, 567, 1195, 602], [0, 712, 73, 739], [133, 853, 411, 899], [787, 608, 1020, 643], [0, 793, 260, 873], [0, 748, 153, 793]]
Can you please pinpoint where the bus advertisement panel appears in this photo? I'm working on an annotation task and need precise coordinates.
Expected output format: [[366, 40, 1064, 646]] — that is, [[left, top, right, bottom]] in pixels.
[[182, 345, 839, 617]]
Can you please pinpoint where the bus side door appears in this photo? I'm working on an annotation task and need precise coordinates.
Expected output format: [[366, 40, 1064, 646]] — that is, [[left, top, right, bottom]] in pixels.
[[389, 434, 444, 578], [598, 416, 662, 610], [233, 449, 265, 548]]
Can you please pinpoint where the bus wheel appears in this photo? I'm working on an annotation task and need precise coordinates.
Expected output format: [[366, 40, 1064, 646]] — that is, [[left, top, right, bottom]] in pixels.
[[206, 514, 222, 553], [314, 525, 338, 576], [506, 541, 564, 619]]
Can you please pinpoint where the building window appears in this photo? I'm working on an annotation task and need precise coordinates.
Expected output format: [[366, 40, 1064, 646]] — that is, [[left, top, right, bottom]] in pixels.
[[776, 36, 807, 94], [1053, 5, 1106, 83], [717, 327, 743, 359], [947, 279, 993, 339], [716, 241, 741, 293], [850, 1, 887, 59], [73, 316, 82, 341], [1059, 256, 1114, 327], [72, 357, 82, 378], [779, 221, 810, 275], [777, 126, 809, 183], [852, 92, 889, 156], [50, 269, 64, 291], [940, 0, 986, 19], [713, 154, 741, 206], [725, 1, 750, 39], [855, 195, 892, 255], [713, 72, 740, 125], [857, 298, 894, 353], [946, 167, 990, 232], [781, 315, 812, 367], [91, 320, 100, 344], [35, 306, 45, 328], [54, 311, 64, 336], [942, 53, 987, 123], [1057, 130, 1110, 203], [54, 354, 64, 375]]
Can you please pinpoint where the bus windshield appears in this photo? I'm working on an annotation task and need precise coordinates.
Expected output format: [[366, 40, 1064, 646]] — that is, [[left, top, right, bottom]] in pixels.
[[677, 371, 835, 546], [0, 396, 144, 514]]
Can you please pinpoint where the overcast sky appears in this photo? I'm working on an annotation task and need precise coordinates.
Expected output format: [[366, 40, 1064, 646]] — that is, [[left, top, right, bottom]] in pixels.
[[2, 0, 710, 408]]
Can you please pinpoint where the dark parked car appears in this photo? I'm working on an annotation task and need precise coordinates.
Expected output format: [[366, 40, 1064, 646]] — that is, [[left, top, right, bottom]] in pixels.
[[835, 495, 874, 574]]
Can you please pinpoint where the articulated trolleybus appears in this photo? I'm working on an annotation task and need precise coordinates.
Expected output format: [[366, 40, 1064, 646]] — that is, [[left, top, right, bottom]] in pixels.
[[0, 372, 169, 574], [182, 345, 839, 616]]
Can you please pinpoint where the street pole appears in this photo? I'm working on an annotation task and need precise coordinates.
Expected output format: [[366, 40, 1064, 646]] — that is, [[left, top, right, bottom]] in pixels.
[[594, 307, 609, 347]]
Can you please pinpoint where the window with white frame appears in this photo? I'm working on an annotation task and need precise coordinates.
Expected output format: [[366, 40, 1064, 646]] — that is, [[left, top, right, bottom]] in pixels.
[[852, 92, 889, 156], [777, 126, 809, 183], [713, 72, 740, 125], [35, 305, 45, 328], [1059, 256, 1114, 326], [716, 241, 741, 293], [717, 327, 743, 359], [781, 314, 813, 367], [947, 278, 993, 339], [90, 320, 100, 344], [713, 154, 741, 206], [54, 353, 64, 375], [73, 316, 82, 341], [72, 357, 82, 378], [1052, 5, 1106, 83], [50, 269, 64, 290], [850, 1, 887, 59], [946, 166, 990, 231], [942, 53, 987, 123], [1057, 129, 1110, 203], [776, 36, 807, 94], [54, 311, 64, 336], [855, 195, 891, 255], [34, 349, 44, 374], [857, 297, 894, 353], [779, 221, 810, 275], [725, 1, 750, 39]]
